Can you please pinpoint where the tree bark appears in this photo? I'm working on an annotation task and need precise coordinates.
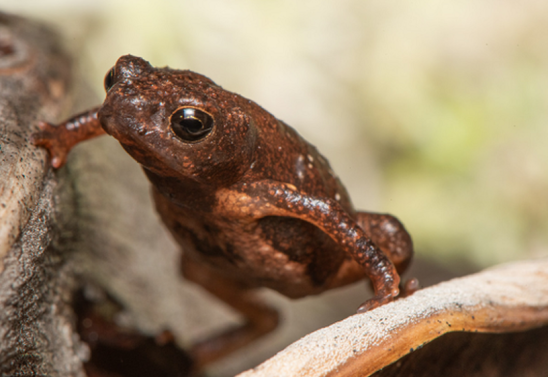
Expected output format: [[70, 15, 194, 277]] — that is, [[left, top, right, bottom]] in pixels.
[[0, 12, 86, 377]]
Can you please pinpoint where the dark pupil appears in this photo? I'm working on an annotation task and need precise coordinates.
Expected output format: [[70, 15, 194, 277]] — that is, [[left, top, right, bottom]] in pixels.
[[170, 108, 214, 142], [104, 67, 116, 92], [182, 118, 203, 133]]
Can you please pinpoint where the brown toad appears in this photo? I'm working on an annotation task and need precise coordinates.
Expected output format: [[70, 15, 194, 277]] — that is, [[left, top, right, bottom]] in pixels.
[[32, 55, 413, 368]]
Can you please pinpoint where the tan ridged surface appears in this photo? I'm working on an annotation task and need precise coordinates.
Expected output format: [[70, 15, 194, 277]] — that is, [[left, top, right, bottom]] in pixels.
[[238, 258, 548, 377]]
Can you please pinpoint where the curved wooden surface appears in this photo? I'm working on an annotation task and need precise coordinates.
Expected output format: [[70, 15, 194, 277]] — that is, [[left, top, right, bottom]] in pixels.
[[238, 258, 548, 377]]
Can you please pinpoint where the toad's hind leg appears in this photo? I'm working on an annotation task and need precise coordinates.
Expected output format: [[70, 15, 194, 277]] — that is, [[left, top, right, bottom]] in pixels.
[[181, 255, 279, 371], [354, 212, 414, 274]]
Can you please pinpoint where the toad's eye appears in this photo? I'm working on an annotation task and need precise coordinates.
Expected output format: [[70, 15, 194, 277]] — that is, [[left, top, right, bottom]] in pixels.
[[104, 67, 116, 92], [170, 107, 214, 142]]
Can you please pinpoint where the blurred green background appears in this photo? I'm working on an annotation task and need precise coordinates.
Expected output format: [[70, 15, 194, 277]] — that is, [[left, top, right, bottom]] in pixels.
[[4, 0, 548, 269]]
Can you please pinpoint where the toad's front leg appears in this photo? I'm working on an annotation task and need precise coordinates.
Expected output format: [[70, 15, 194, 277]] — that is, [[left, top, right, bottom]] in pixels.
[[218, 181, 402, 313], [30, 107, 105, 168]]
